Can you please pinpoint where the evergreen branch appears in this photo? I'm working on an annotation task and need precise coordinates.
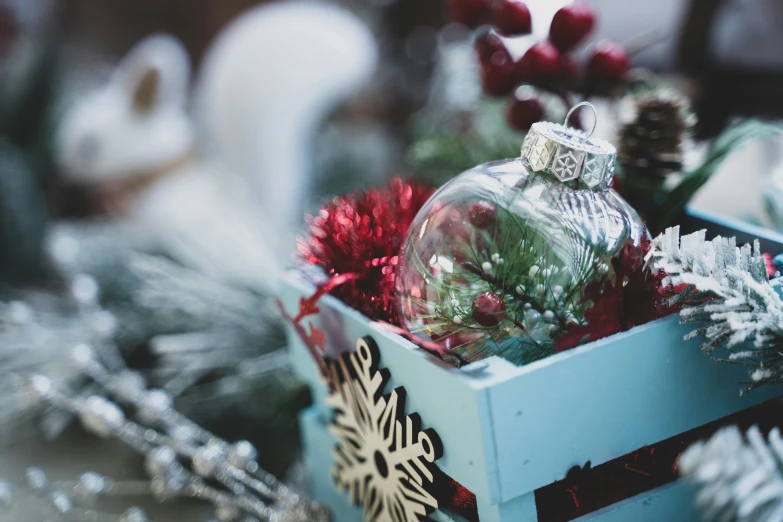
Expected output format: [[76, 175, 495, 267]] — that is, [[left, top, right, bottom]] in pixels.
[[461, 260, 563, 328], [646, 227, 783, 392], [409, 132, 522, 185], [680, 425, 783, 522]]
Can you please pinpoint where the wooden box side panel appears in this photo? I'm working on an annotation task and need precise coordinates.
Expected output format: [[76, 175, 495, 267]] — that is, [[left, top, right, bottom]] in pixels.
[[281, 273, 779, 504], [488, 316, 780, 502], [303, 407, 702, 522], [299, 407, 364, 522], [684, 206, 783, 256], [281, 274, 501, 501], [477, 491, 537, 522], [580, 481, 700, 522]]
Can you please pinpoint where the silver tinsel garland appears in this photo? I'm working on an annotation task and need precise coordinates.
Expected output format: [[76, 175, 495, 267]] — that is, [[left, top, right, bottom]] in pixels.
[[0, 275, 324, 520], [8, 354, 328, 522], [0, 220, 319, 520]]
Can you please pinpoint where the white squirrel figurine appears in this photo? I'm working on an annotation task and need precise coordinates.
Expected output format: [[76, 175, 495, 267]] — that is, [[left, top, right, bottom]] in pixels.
[[56, 2, 377, 292]]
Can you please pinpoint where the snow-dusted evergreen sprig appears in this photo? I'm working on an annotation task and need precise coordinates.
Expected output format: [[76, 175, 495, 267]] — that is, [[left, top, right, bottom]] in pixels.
[[645, 226, 769, 291], [679, 425, 783, 522], [47, 224, 290, 422], [646, 226, 783, 393], [128, 253, 282, 399]]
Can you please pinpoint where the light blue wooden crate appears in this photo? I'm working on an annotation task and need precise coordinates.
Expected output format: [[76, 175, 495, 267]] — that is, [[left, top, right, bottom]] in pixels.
[[683, 206, 783, 256], [300, 406, 702, 522], [280, 270, 779, 521]]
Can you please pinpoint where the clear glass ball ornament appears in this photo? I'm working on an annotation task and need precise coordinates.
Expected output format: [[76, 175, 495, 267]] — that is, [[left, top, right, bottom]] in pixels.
[[396, 104, 646, 364]]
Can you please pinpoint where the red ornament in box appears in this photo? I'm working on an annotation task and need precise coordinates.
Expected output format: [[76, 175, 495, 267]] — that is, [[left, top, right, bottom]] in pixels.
[[555, 234, 679, 351], [467, 200, 497, 229], [472, 291, 507, 327]]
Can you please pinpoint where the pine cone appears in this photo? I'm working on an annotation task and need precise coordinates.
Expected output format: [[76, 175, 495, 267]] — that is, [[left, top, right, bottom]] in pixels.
[[618, 91, 695, 184]]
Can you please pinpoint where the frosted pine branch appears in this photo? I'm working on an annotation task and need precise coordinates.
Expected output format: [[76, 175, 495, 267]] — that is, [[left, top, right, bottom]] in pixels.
[[646, 227, 783, 392], [680, 425, 783, 522], [0, 299, 85, 442], [47, 223, 291, 422]]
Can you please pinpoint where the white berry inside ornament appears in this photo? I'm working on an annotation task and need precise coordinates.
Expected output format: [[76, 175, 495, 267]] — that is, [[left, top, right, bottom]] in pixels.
[[396, 103, 646, 365]]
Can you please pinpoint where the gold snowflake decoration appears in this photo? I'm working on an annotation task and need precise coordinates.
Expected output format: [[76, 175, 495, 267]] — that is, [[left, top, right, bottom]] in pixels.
[[325, 336, 443, 522]]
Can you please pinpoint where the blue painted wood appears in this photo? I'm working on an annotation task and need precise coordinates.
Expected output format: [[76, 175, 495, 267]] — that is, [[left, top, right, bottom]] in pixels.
[[684, 206, 783, 256], [299, 406, 364, 522], [281, 274, 500, 502], [581, 481, 700, 521], [284, 212, 783, 521], [300, 406, 461, 522], [301, 405, 701, 522], [486, 315, 779, 503], [282, 272, 779, 506]]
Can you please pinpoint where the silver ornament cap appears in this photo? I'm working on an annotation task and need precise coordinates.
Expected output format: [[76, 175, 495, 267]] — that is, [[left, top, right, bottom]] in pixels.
[[521, 102, 616, 189]]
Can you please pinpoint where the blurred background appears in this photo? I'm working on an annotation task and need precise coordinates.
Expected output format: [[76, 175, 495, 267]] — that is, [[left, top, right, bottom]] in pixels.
[[0, 0, 782, 520]]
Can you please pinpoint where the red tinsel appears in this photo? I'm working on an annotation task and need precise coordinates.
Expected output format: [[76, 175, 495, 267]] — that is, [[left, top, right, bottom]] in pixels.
[[763, 252, 777, 278], [297, 178, 434, 325], [556, 233, 679, 351]]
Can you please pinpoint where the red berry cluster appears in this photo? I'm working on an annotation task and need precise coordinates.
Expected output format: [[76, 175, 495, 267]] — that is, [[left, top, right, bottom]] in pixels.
[[448, 1, 630, 131]]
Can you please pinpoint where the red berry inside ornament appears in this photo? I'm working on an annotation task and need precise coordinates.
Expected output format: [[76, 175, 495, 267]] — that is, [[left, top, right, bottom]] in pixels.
[[517, 41, 560, 83], [493, 0, 532, 36], [480, 48, 518, 97], [468, 201, 496, 228], [549, 2, 596, 52], [448, 0, 494, 28], [472, 291, 506, 326], [507, 94, 544, 131], [587, 41, 630, 83]]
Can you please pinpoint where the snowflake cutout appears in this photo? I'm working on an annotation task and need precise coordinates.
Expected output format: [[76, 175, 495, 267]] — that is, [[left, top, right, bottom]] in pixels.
[[325, 336, 443, 522]]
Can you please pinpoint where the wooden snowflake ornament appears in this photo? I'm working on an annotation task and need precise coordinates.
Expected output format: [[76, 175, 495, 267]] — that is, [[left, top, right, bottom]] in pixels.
[[325, 336, 444, 522]]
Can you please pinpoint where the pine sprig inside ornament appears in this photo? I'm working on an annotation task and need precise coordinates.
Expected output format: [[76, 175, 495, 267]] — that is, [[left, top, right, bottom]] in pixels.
[[297, 178, 435, 325], [398, 186, 626, 366]]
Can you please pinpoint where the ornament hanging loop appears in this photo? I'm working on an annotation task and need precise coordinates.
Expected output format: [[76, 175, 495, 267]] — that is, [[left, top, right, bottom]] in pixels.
[[564, 101, 597, 143]]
